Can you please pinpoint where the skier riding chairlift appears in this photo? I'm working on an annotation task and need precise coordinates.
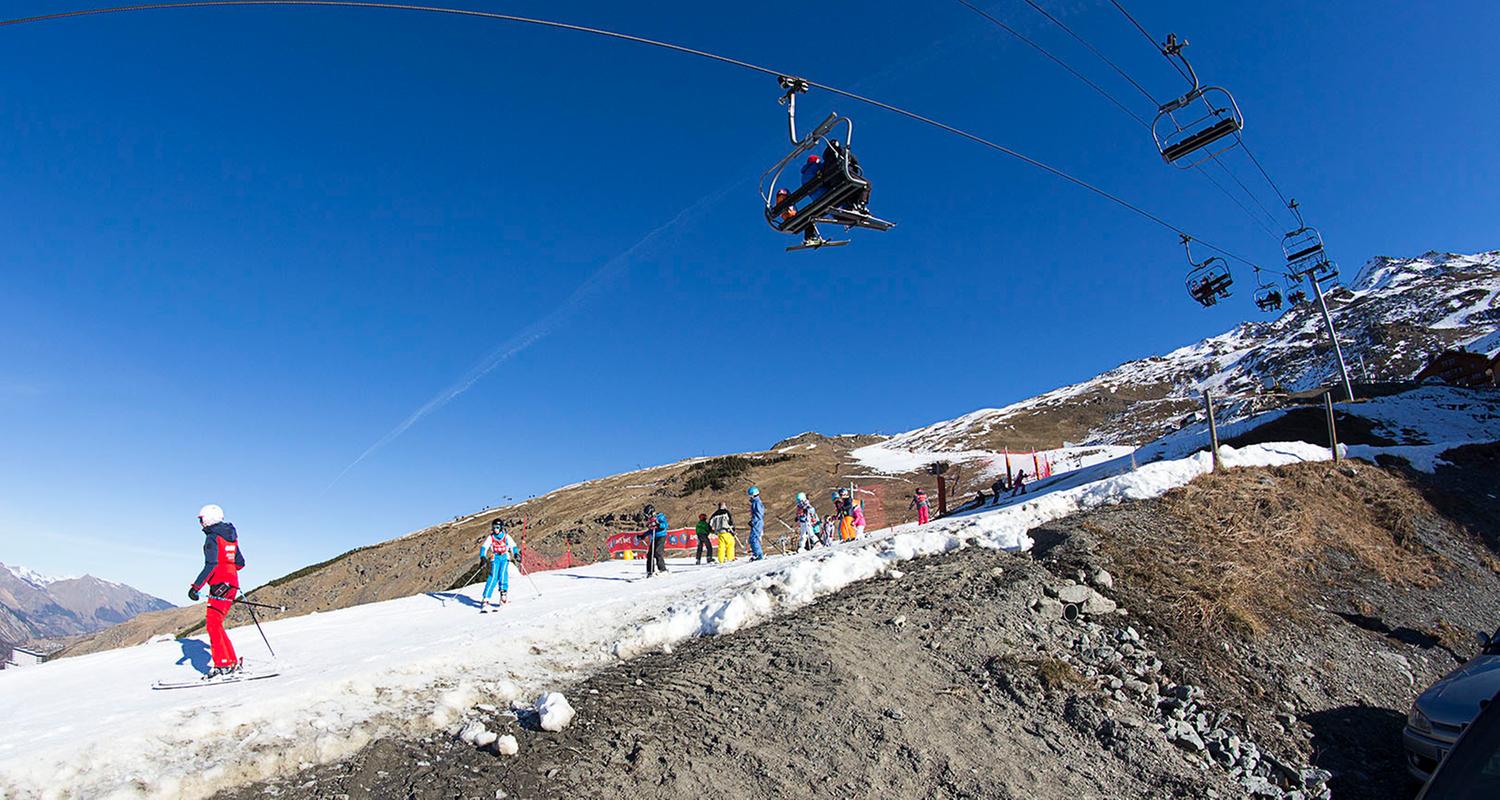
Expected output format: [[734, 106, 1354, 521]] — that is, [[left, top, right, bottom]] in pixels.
[[760, 76, 894, 251], [1151, 34, 1244, 169], [1181, 235, 1233, 307], [1252, 267, 1283, 312]]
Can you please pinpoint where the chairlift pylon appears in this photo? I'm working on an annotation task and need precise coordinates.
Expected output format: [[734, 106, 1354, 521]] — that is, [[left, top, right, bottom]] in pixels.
[[1181, 234, 1232, 307], [760, 77, 894, 252], [1152, 34, 1244, 169], [1252, 267, 1282, 312]]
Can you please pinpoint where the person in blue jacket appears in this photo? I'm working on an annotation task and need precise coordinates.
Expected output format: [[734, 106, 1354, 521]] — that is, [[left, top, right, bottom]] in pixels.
[[642, 504, 669, 578], [748, 486, 765, 561], [480, 519, 521, 611]]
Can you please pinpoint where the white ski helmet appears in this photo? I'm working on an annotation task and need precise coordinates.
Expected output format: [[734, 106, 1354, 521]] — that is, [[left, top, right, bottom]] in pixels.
[[198, 504, 225, 527]]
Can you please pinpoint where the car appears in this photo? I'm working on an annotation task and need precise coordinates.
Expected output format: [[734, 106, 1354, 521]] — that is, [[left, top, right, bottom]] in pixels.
[[1415, 686, 1500, 799], [1404, 627, 1500, 782]]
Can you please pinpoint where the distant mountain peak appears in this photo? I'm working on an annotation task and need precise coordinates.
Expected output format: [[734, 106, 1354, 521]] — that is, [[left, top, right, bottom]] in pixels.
[[1, 562, 79, 591]]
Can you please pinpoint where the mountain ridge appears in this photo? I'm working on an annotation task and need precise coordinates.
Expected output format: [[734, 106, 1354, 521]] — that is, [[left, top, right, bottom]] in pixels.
[[0, 562, 174, 655]]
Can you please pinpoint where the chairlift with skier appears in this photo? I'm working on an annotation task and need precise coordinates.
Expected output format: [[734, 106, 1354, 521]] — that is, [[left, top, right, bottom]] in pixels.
[[1152, 34, 1244, 169], [760, 76, 894, 252], [1280, 199, 1339, 285], [1181, 234, 1232, 307], [1252, 267, 1283, 312]]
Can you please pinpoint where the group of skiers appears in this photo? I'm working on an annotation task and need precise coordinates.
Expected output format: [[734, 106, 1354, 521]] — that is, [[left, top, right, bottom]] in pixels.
[[180, 480, 937, 679]]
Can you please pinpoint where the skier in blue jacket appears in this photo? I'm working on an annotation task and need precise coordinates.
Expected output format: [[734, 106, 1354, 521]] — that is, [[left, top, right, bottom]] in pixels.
[[748, 486, 765, 561], [480, 519, 521, 612], [642, 504, 670, 577]]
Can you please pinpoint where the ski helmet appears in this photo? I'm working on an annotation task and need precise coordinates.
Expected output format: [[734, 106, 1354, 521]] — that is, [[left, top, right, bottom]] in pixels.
[[796, 492, 807, 502], [491, 519, 506, 532], [197, 504, 224, 527], [840, 488, 852, 499], [643, 503, 656, 517], [747, 486, 760, 496], [699, 513, 708, 521]]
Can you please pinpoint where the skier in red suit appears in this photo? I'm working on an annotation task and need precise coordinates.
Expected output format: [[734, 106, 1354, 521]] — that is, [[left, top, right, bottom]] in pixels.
[[189, 503, 246, 678]]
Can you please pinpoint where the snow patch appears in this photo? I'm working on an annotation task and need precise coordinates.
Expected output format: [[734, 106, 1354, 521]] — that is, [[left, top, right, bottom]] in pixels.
[[534, 692, 575, 732]]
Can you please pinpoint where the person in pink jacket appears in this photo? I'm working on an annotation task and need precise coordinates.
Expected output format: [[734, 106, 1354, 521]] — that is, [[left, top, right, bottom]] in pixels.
[[850, 500, 866, 537]]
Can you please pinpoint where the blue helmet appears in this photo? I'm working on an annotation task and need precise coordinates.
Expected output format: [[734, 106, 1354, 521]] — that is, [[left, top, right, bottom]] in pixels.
[[748, 486, 760, 496]]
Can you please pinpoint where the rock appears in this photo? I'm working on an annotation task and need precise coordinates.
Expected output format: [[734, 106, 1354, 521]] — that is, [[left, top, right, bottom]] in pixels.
[[495, 735, 519, 756], [473, 729, 498, 748], [1081, 589, 1117, 615], [883, 708, 907, 721], [1033, 596, 1066, 619], [1170, 722, 1206, 752], [1092, 569, 1115, 590], [1056, 584, 1093, 604], [890, 615, 907, 627]]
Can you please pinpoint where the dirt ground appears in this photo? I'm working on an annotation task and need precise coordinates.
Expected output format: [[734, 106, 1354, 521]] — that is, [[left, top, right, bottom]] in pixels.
[[216, 458, 1500, 800]]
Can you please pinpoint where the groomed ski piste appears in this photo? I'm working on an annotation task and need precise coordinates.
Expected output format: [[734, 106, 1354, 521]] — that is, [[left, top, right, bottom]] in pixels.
[[0, 438, 1342, 800]]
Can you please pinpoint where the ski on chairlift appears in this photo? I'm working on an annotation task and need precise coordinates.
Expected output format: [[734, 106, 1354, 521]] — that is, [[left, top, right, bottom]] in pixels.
[[1152, 34, 1244, 169], [760, 76, 894, 252], [1180, 234, 1232, 307]]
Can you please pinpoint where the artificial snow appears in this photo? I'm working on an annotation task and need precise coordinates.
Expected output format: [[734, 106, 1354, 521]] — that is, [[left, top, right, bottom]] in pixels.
[[0, 439, 1405, 800], [534, 692, 575, 732]]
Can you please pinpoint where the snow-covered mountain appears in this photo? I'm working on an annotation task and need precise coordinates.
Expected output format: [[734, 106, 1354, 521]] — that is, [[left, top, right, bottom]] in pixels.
[[0, 562, 174, 649], [883, 250, 1500, 453]]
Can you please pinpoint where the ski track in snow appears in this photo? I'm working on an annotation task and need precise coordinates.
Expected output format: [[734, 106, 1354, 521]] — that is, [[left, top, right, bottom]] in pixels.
[[0, 441, 1337, 800]]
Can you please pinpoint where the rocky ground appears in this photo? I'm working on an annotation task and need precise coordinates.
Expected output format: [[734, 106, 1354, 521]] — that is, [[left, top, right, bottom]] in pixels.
[[217, 458, 1499, 800]]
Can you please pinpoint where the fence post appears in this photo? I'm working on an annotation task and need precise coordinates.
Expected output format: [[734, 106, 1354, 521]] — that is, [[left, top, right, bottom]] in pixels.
[[1324, 391, 1341, 463], [1204, 390, 1222, 472]]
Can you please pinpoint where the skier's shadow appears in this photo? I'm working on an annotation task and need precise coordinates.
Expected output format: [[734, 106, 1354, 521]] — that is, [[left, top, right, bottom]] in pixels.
[[175, 638, 212, 675], [425, 592, 482, 609]]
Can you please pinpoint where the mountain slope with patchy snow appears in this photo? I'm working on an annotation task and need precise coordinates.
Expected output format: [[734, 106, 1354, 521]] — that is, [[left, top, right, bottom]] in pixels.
[[880, 250, 1499, 455]]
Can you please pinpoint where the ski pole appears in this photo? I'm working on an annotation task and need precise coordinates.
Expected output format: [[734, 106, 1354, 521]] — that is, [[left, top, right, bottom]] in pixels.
[[245, 604, 276, 658], [232, 598, 288, 613], [515, 558, 542, 598]]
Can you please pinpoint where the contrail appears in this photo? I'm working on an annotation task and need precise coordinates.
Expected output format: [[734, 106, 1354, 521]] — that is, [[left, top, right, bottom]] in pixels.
[[323, 180, 739, 492]]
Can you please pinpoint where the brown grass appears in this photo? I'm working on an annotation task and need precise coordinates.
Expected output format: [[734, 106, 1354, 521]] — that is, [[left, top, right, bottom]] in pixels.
[[1096, 462, 1448, 639]]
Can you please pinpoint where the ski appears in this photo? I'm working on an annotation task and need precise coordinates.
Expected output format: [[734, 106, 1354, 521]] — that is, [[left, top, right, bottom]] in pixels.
[[151, 671, 280, 690]]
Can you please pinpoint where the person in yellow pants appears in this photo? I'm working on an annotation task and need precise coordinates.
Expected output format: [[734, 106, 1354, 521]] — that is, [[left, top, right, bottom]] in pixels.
[[709, 502, 736, 563]]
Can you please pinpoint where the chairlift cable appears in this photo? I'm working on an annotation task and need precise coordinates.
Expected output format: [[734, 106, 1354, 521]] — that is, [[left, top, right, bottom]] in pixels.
[[1105, 0, 1191, 84], [957, 0, 1281, 242], [955, 0, 1149, 128], [1194, 164, 1279, 239], [1209, 154, 1283, 230], [1, 0, 1262, 267], [1237, 136, 1294, 213], [1014, 0, 1159, 106]]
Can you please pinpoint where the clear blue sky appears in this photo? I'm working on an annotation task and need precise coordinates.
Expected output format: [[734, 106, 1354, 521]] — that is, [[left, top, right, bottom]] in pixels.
[[2, 0, 1496, 602]]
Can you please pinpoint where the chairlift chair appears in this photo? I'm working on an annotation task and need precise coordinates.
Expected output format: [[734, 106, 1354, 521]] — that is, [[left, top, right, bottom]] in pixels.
[[1252, 268, 1282, 312], [760, 77, 894, 251], [1151, 34, 1244, 169], [1280, 199, 1339, 285], [1180, 234, 1232, 307], [1283, 274, 1308, 305]]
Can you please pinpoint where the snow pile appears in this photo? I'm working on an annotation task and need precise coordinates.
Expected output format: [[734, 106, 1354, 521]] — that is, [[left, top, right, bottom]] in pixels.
[[495, 735, 519, 756], [0, 439, 1371, 800], [534, 692, 575, 732], [850, 441, 1132, 478]]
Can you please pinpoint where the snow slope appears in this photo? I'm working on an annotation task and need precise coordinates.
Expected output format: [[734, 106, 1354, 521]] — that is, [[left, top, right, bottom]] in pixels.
[[0, 442, 1336, 800]]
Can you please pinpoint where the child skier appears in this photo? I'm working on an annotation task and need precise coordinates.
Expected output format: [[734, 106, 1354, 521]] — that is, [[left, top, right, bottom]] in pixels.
[[480, 519, 521, 611], [910, 488, 932, 525], [188, 504, 245, 679], [709, 502, 735, 562], [839, 488, 857, 541], [850, 497, 866, 538], [794, 492, 819, 551]]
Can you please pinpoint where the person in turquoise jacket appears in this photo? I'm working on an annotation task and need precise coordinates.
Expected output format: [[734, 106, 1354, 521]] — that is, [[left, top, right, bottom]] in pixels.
[[480, 519, 520, 611], [748, 486, 765, 561]]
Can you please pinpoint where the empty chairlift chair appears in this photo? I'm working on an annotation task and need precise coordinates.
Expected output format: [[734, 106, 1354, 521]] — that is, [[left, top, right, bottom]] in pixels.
[[760, 77, 895, 251], [1152, 34, 1244, 169], [1281, 200, 1340, 286]]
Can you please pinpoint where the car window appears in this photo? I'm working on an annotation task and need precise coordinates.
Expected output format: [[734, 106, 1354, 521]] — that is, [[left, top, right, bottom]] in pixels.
[[1423, 698, 1500, 799]]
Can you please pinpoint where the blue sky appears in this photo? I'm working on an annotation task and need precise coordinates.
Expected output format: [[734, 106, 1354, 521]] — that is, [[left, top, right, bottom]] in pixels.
[[2, 0, 1496, 602]]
